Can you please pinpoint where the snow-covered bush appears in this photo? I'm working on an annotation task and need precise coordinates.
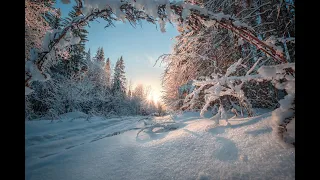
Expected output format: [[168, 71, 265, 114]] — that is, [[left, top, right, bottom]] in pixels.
[[181, 60, 295, 145], [157, 0, 295, 146], [181, 58, 254, 118], [161, 0, 295, 111], [25, 47, 156, 120]]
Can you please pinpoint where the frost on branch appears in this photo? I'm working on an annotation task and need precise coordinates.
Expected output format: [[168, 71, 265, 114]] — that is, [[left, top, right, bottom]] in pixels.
[[26, 23, 83, 95], [25, 61, 49, 83], [181, 59, 294, 132], [136, 117, 178, 137], [181, 58, 254, 124], [25, 0, 56, 60], [42, 30, 81, 52], [181, 60, 295, 145]]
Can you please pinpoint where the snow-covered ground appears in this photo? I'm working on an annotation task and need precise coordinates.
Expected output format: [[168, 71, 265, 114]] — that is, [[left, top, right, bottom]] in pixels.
[[25, 110, 295, 180]]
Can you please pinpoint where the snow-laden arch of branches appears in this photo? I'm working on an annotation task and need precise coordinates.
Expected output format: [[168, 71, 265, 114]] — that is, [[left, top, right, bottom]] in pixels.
[[25, 0, 294, 146], [25, 0, 291, 93]]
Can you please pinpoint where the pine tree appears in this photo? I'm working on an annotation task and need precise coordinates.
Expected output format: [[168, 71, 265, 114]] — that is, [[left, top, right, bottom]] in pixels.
[[100, 48, 105, 63], [48, 5, 88, 79], [127, 80, 133, 99], [112, 56, 126, 96], [67, 6, 88, 77], [105, 58, 111, 87], [45, 5, 69, 80], [45, 8, 62, 30], [86, 49, 91, 62], [76, 48, 91, 77], [93, 47, 100, 62], [88, 48, 106, 88], [128, 89, 132, 99], [93, 47, 105, 65]]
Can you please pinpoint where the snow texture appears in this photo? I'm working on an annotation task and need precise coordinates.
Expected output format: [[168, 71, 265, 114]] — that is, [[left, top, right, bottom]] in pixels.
[[26, 109, 294, 180], [25, 87, 34, 95], [25, 61, 47, 83], [238, 38, 244, 46]]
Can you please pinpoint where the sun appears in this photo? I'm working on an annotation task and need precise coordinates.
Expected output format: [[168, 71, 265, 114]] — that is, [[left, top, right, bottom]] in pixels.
[[153, 94, 159, 103], [147, 92, 160, 104]]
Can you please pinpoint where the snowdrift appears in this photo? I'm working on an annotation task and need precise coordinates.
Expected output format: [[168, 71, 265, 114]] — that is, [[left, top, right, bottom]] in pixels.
[[26, 110, 294, 180]]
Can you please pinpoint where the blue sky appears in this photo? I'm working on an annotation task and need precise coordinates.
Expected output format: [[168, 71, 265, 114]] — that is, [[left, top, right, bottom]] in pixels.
[[54, 1, 179, 101]]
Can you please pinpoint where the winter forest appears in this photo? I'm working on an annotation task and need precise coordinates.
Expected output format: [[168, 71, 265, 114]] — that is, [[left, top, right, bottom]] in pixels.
[[25, 0, 295, 180]]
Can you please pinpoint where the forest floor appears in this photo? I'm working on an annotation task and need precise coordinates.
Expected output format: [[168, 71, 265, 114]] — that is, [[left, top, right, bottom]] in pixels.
[[25, 109, 295, 180]]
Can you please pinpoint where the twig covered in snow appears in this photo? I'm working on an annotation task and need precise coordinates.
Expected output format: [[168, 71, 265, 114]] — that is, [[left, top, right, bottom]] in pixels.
[[136, 116, 178, 137], [182, 60, 294, 128]]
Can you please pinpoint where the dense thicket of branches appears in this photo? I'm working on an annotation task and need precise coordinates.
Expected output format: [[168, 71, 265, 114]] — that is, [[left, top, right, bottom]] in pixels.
[[162, 0, 294, 110], [160, 0, 295, 145]]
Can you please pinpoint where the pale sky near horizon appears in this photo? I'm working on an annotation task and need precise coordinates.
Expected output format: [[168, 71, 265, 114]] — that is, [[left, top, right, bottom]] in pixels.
[[54, 1, 180, 102]]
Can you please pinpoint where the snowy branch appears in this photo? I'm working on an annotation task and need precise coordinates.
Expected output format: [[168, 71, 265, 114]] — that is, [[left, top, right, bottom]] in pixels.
[[25, 0, 289, 95]]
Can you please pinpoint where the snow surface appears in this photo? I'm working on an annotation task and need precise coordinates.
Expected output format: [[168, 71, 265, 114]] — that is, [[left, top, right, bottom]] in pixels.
[[25, 86, 34, 95], [26, 110, 294, 180]]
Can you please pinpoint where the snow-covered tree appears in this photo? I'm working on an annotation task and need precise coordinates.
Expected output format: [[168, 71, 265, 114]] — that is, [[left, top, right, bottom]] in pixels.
[[86, 49, 91, 62], [112, 56, 126, 96], [127, 80, 133, 99], [88, 47, 108, 87], [25, 0, 291, 94], [105, 57, 111, 87], [161, 0, 294, 111], [157, 101, 165, 116], [93, 47, 105, 65], [131, 84, 157, 115], [131, 84, 145, 114], [66, 5, 89, 78], [160, 0, 294, 145], [25, 0, 56, 60], [25, 0, 295, 146]]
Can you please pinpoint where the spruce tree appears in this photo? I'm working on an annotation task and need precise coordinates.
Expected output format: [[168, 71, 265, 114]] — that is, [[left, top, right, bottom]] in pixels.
[[112, 56, 126, 96], [86, 49, 91, 62], [105, 58, 111, 87], [93, 47, 105, 65], [49, 5, 88, 79]]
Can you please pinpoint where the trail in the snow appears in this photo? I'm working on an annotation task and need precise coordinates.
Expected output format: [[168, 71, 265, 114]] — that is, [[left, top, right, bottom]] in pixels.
[[25, 114, 149, 160], [25, 110, 294, 180]]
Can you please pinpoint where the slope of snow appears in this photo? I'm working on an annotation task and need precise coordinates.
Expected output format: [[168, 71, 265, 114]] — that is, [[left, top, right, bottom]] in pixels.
[[26, 110, 294, 180]]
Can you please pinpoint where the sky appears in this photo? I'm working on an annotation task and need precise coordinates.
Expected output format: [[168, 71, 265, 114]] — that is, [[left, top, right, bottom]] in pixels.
[[54, 1, 180, 102]]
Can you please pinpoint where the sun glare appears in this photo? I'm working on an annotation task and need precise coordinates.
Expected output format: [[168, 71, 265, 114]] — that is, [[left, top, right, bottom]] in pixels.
[[148, 92, 160, 104], [153, 94, 159, 103]]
